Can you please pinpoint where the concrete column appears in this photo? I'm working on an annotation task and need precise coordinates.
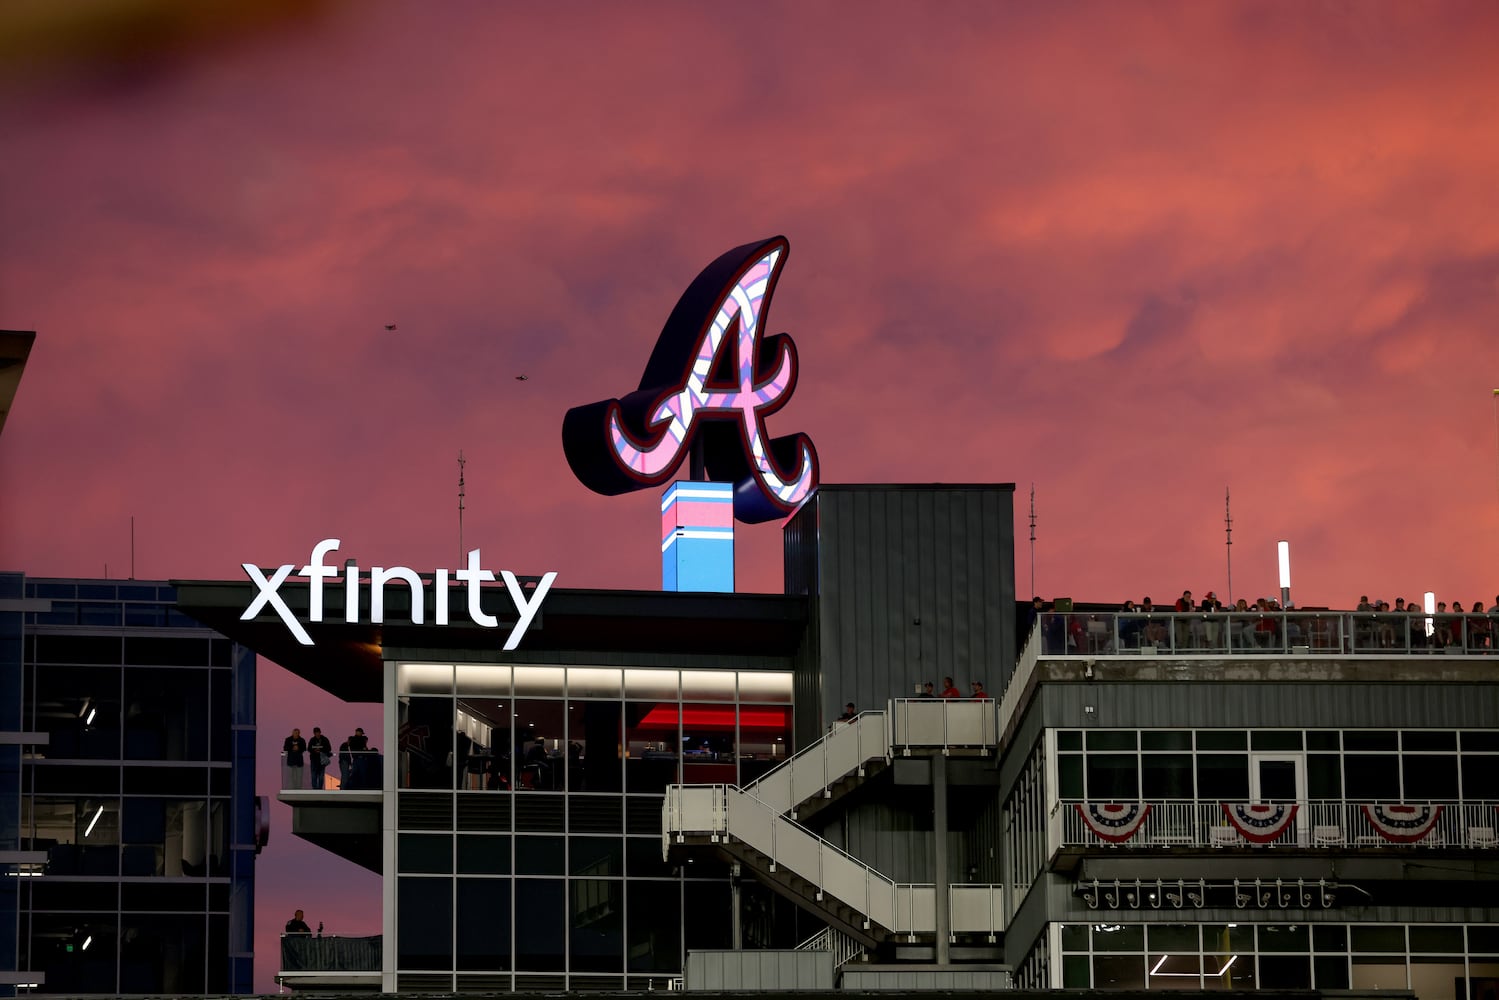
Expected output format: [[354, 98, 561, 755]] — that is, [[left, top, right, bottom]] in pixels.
[[730, 874, 742, 949], [932, 753, 950, 964]]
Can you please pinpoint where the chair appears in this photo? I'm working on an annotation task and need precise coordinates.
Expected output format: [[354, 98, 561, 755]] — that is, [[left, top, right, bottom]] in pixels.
[[1469, 827, 1498, 848], [1086, 619, 1110, 652], [1210, 827, 1241, 848], [1313, 825, 1344, 847]]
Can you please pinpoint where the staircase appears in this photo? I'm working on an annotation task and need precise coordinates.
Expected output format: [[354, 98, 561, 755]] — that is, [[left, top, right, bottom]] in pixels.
[[663, 698, 1004, 945]]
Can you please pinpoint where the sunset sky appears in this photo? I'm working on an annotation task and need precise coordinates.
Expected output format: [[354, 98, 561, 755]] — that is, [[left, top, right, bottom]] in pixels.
[[3, 1, 1498, 989]]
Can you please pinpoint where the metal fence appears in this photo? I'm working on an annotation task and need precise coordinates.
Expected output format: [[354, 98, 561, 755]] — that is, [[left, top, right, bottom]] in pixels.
[[1035, 611, 1499, 656]]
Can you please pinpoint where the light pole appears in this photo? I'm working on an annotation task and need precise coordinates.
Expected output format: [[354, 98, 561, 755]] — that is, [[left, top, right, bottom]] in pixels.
[[1277, 540, 1291, 608]]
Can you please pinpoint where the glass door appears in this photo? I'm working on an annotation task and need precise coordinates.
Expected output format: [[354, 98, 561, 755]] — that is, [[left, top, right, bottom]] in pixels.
[[1251, 753, 1305, 845]]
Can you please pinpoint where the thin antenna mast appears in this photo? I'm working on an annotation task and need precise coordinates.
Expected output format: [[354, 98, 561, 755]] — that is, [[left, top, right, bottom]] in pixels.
[[457, 451, 467, 564], [1224, 488, 1233, 605], [1028, 484, 1037, 599]]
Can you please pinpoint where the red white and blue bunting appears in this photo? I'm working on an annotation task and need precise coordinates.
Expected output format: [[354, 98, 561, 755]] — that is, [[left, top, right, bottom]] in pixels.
[[1075, 802, 1151, 843], [1221, 803, 1299, 843], [1361, 803, 1443, 843]]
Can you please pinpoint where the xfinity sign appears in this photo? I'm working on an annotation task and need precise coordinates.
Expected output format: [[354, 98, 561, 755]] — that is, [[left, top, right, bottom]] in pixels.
[[242, 538, 557, 650]]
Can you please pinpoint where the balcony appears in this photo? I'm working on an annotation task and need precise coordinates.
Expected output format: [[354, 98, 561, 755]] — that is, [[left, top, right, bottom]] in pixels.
[[1052, 798, 1499, 858], [276, 752, 384, 872], [1034, 610, 1498, 657], [278, 933, 381, 991]]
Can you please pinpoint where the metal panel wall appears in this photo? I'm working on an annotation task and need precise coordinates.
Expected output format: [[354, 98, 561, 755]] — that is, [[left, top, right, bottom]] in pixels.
[[684, 949, 834, 991], [1035, 680, 1499, 731], [785, 485, 1016, 730]]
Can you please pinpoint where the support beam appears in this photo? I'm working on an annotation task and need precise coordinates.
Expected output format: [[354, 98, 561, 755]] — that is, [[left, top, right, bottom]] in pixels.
[[932, 753, 951, 964]]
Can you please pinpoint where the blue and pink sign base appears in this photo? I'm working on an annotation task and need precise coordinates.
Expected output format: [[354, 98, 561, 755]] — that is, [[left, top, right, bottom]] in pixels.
[[661, 481, 735, 592]]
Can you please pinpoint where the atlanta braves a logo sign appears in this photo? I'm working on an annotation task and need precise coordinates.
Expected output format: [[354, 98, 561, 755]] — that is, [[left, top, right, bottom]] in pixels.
[[562, 236, 819, 523]]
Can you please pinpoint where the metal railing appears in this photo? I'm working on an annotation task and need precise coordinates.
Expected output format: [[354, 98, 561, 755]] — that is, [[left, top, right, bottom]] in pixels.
[[1034, 610, 1499, 657], [741, 711, 890, 816], [279, 932, 381, 973], [1054, 798, 1499, 850], [280, 750, 382, 791], [664, 783, 1005, 935], [795, 926, 865, 969]]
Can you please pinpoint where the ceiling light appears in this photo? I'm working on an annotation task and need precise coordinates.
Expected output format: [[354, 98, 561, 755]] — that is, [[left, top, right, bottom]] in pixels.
[[84, 805, 104, 838]]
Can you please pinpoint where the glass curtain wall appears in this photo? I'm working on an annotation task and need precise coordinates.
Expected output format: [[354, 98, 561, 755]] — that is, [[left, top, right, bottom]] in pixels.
[[393, 662, 792, 992]]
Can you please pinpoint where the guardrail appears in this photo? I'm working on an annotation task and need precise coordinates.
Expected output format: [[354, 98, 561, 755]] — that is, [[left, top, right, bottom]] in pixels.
[[279, 933, 381, 973], [743, 711, 890, 816], [664, 783, 1005, 935], [1055, 798, 1499, 850], [280, 750, 382, 790], [1034, 610, 1498, 656]]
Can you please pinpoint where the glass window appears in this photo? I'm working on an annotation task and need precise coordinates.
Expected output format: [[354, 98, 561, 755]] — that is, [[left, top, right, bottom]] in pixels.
[[571, 879, 624, 972], [1085, 731, 1136, 751], [457, 878, 510, 971], [514, 879, 565, 971], [683, 881, 731, 951], [455, 664, 510, 696], [1313, 955, 1350, 989], [681, 704, 736, 783], [516, 835, 565, 875], [1147, 924, 1200, 951], [1093, 955, 1145, 989], [1060, 924, 1089, 951], [401, 696, 455, 790], [1344, 731, 1398, 751], [625, 701, 678, 794], [568, 668, 622, 698], [1196, 731, 1247, 750], [514, 700, 565, 792], [1141, 757, 1194, 799], [680, 670, 735, 702], [1062, 955, 1090, 988], [514, 667, 564, 698], [1058, 755, 1083, 798], [1351, 925, 1406, 953], [1403, 731, 1456, 751], [1056, 731, 1082, 751], [1141, 731, 1191, 751], [1251, 731, 1303, 751], [1259, 954, 1311, 988], [1313, 924, 1348, 950], [1085, 754, 1138, 799], [1093, 924, 1144, 951], [400, 834, 452, 874], [1344, 755, 1399, 799], [625, 880, 680, 972], [570, 836, 623, 877], [1258, 924, 1310, 952], [456, 698, 510, 791], [1408, 926, 1464, 952], [398, 877, 453, 970], [124, 667, 208, 760], [568, 701, 622, 792], [1307, 731, 1340, 750], [1308, 755, 1342, 798], [738, 704, 793, 785], [1462, 756, 1499, 799], [457, 835, 510, 875], [1461, 731, 1499, 752], [399, 663, 453, 695], [1401, 755, 1458, 799], [737, 671, 792, 703], [624, 669, 677, 700], [1196, 755, 1249, 799], [625, 837, 675, 878]]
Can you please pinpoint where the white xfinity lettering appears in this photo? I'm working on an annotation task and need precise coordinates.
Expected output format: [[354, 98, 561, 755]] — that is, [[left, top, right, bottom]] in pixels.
[[242, 537, 557, 651]]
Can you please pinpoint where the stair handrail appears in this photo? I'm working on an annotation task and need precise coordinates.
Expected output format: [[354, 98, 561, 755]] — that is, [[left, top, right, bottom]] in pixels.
[[741, 710, 889, 815], [794, 926, 865, 969], [998, 624, 1043, 749]]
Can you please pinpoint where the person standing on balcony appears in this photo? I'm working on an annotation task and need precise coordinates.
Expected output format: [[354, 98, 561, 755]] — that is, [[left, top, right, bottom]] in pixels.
[[838, 702, 857, 723], [970, 680, 990, 700], [282, 728, 306, 789], [307, 727, 332, 790], [919, 681, 936, 698], [940, 677, 961, 698], [284, 910, 311, 934]]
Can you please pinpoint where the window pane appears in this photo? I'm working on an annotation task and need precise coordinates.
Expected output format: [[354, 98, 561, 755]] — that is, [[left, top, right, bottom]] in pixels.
[[1142, 757, 1194, 799], [1308, 755, 1342, 798], [1196, 731, 1247, 750], [624, 669, 677, 700], [513, 667, 564, 698], [1141, 731, 1191, 751], [1196, 755, 1249, 799], [625, 880, 680, 972], [1093, 924, 1144, 951], [1307, 731, 1340, 750], [399, 663, 453, 695], [455, 664, 510, 696], [514, 879, 566, 971], [1401, 755, 1458, 799], [568, 668, 621, 698], [1056, 731, 1082, 751], [1462, 756, 1499, 799], [739, 705, 793, 785], [457, 878, 510, 971], [680, 671, 735, 702], [568, 701, 621, 792], [1258, 924, 1310, 952], [736, 671, 792, 703], [1094, 955, 1145, 989], [457, 835, 509, 875], [1351, 925, 1406, 953], [400, 834, 451, 874], [1344, 755, 1399, 799], [571, 879, 624, 972], [514, 701, 565, 791], [1403, 731, 1456, 751], [1085, 754, 1138, 799], [456, 698, 510, 791], [1259, 954, 1311, 988], [398, 878, 453, 970], [626, 702, 678, 794], [401, 696, 454, 790], [1085, 731, 1136, 751], [1058, 756, 1083, 798], [515, 835, 564, 875], [1344, 731, 1397, 751], [1252, 731, 1303, 751], [681, 704, 736, 784]]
